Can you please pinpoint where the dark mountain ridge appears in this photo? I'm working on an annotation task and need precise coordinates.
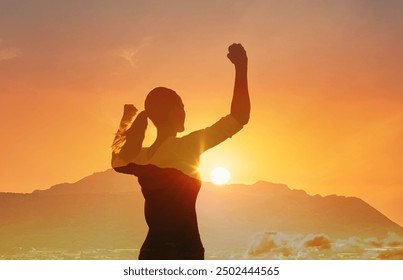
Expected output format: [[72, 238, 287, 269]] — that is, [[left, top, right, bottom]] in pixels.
[[1, 169, 402, 256]]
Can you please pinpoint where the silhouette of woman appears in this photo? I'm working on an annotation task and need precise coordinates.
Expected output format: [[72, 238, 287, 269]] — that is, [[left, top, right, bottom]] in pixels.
[[111, 43, 250, 260]]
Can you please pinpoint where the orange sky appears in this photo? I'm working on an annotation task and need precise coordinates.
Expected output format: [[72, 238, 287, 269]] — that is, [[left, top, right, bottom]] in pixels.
[[1, 1, 402, 225]]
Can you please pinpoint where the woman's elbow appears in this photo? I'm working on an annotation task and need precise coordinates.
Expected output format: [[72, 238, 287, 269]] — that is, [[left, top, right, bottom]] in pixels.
[[241, 114, 250, 125], [233, 113, 250, 126], [111, 159, 127, 174], [111, 155, 124, 172], [113, 166, 124, 173]]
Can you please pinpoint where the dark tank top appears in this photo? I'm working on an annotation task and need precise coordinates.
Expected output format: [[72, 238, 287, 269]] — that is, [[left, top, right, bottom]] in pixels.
[[115, 163, 204, 260]]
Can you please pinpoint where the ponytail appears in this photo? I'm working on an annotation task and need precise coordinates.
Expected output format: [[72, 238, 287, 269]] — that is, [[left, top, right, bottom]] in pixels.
[[113, 111, 148, 161]]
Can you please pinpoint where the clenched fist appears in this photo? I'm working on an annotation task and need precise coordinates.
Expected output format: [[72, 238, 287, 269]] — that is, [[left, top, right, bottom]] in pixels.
[[227, 43, 247, 68]]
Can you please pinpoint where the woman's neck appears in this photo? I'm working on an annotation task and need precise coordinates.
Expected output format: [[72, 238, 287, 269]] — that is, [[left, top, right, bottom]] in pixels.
[[147, 127, 177, 158], [156, 126, 177, 141]]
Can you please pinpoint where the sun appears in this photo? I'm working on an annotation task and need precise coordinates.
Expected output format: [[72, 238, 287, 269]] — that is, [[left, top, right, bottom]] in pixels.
[[210, 167, 231, 185]]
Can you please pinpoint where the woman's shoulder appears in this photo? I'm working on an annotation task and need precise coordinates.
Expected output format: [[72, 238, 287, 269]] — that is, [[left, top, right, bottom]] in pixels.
[[133, 147, 150, 164]]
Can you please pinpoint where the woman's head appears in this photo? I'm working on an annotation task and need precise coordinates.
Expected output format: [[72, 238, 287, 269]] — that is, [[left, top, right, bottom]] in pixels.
[[145, 87, 185, 132]]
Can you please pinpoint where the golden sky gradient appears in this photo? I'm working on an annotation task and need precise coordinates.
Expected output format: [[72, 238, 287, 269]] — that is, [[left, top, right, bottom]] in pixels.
[[0, 1, 402, 225]]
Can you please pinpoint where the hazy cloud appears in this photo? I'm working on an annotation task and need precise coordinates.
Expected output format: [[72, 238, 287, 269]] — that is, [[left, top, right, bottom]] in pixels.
[[246, 231, 403, 260], [118, 48, 139, 68], [0, 40, 21, 61], [304, 235, 331, 250], [117, 37, 153, 68]]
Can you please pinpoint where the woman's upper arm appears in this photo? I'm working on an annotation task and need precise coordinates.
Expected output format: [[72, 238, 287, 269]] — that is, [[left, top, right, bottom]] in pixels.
[[180, 115, 244, 154], [111, 148, 146, 170]]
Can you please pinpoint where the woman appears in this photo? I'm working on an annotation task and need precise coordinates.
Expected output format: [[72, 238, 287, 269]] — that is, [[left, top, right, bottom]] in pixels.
[[111, 43, 250, 260]]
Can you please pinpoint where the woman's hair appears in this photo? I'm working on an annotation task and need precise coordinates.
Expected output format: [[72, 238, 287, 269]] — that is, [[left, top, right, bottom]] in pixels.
[[112, 87, 182, 155], [145, 87, 182, 127]]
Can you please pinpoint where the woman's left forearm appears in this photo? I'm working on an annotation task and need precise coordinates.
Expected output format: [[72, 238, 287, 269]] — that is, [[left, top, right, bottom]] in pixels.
[[231, 64, 250, 125]]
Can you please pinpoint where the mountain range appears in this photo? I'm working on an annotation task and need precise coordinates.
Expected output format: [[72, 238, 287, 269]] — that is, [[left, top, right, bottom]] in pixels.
[[0, 169, 402, 259]]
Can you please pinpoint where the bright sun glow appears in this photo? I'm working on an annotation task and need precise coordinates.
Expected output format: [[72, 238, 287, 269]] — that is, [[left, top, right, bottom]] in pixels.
[[210, 167, 230, 185]]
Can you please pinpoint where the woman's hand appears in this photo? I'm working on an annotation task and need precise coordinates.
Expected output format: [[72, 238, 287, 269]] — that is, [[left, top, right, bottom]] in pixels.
[[227, 43, 247, 68]]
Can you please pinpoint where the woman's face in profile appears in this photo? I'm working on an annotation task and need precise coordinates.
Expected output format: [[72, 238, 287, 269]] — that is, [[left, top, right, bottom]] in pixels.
[[170, 102, 185, 133]]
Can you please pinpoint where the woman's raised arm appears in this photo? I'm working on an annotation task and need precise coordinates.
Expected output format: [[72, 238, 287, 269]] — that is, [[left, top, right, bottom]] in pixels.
[[228, 43, 250, 125], [111, 105, 147, 169]]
